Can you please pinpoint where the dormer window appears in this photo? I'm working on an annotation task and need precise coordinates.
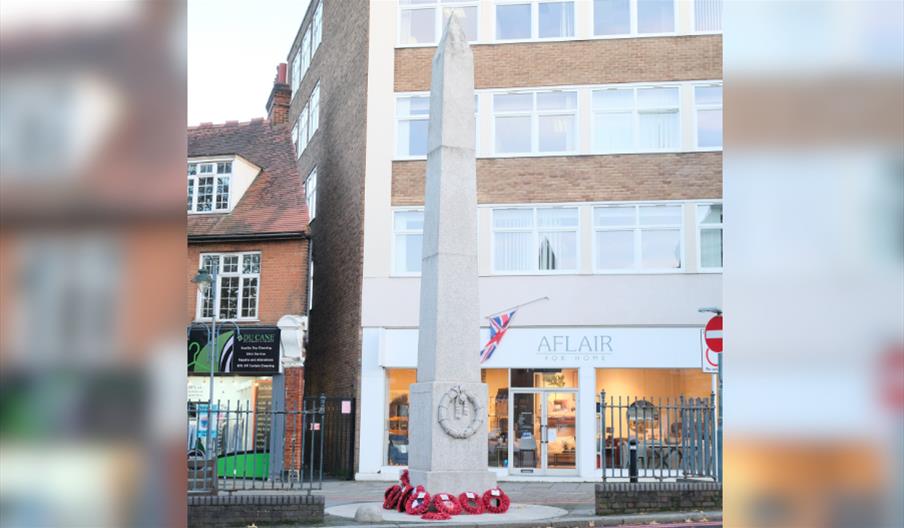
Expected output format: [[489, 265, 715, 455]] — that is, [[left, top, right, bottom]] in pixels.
[[188, 161, 231, 213]]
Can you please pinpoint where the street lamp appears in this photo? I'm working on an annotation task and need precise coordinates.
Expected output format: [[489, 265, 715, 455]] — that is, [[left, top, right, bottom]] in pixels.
[[192, 267, 217, 454]]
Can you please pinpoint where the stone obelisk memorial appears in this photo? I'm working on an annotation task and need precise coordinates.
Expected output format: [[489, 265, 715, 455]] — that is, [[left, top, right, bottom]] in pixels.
[[407, 14, 497, 493]]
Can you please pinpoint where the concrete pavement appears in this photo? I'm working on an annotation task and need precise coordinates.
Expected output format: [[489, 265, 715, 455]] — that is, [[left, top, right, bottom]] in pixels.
[[238, 479, 721, 527]]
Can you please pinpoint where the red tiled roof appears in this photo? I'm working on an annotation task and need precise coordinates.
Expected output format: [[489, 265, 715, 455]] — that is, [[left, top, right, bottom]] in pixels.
[[187, 119, 307, 237]]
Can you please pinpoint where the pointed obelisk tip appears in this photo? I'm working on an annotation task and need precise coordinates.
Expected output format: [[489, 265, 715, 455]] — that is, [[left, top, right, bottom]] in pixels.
[[439, 9, 468, 51]]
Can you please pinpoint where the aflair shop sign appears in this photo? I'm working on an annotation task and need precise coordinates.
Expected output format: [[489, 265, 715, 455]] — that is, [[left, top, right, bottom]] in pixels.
[[537, 335, 613, 354], [187, 326, 281, 375]]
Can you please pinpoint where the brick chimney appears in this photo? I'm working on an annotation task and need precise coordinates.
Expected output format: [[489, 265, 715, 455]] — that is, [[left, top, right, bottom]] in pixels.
[[266, 63, 291, 125]]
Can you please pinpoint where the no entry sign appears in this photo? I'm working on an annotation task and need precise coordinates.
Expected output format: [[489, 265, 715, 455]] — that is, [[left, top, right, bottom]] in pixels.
[[704, 315, 723, 353]]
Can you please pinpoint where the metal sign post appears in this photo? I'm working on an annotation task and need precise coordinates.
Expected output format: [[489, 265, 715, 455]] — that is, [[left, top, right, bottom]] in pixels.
[[717, 339, 722, 482]]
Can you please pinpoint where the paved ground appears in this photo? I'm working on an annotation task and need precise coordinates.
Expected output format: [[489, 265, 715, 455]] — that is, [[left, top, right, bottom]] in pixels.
[[316, 480, 597, 513], [235, 479, 722, 527]]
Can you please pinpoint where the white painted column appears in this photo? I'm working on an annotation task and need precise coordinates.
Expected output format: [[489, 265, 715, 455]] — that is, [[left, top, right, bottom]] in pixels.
[[578, 88, 593, 155], [577, 365, 598, 480], [579, 205, 594, 274], [574, 0, 593, 39], [357, 327, 387, 478]]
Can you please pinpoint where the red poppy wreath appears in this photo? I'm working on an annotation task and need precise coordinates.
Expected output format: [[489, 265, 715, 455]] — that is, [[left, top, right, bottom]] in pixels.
[[420, 511, 452, 520], [482, 487, 510, 513], [458, 491, 484, 514], [432, 493, 462, 515], [382, 484, 402, 510], [396, 485, 415, 513], [405, 486, 432, 515]]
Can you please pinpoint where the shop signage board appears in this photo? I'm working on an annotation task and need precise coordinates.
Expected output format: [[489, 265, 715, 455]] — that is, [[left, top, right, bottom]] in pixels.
[[380, 327, 703, 369], [187, 326, 281, 375], [196, 404, 219, 439], [704, 315, 723, 352]]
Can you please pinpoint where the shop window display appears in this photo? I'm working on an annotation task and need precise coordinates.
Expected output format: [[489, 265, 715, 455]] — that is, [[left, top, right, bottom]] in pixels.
[[483, 369, 508, 467], [595, 368, 711, 469], [511, 368, 578, 388], [386, 369, 416, 466]]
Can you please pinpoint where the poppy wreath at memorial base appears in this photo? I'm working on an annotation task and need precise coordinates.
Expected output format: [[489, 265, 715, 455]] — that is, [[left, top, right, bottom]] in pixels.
[[382, 469, 412, 510], [397, 486, 415, 513], [482, 487, 511, 513], [432, 493, 462, 515], [458, 491, 485, 514], [383, 473, 511, 517], [420, 511, 452, 520], [405, 486, 432, 515]]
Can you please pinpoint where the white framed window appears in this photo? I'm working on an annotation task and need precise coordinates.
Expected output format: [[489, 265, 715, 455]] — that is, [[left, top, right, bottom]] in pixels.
[[291, 2, 322, 97], [307, 246, 314, 311], [694, 83, 722, 149], [399, 0, 479, 46], [492, 207, 579, 273], [693, 0, 721, 32], [396, 96, 430, 157], [309, 83, 320, 137], [593, 0, 675, 37], [592, 85, 680, 153], [393, 209, 425, 274], [291, 52, 301, 95], [196, 252, 261, 321], [312, 1, 323, 49], [301, 30, 311, 79], [495, 0, 575, 41], [298, 107, 308, 155], [696, 203, 722, 271], [187, 161, 231, 213], [493, 90, 577, 155], [396, 93, 478, 158], [305, 167, 318, 220], [593, 203, 683, 271], [294, 82, 320, 158]]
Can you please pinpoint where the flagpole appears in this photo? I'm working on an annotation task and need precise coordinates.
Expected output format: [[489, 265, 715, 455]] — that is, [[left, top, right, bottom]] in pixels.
[[483, 296, 549, 319]]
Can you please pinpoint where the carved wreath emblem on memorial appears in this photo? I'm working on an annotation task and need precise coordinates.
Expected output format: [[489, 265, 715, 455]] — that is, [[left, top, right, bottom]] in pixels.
[[437, 385, 483, 439]]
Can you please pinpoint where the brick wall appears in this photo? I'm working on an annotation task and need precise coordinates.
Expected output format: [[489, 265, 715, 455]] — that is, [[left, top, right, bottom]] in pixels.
[[392, 152, 722, 205], [595, 482, 722, 515], [395, 35, 722, 92], [267, 82, 292, 126], [285, 0, 370, 471], [187, 495, 324, 527], [186, 239, 308, 325], [283, 365, 305, 469]]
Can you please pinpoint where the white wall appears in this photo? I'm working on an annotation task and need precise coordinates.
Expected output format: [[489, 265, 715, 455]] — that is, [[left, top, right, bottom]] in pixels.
[[362, 0, 397, 280], [363, 273, 721, 328]]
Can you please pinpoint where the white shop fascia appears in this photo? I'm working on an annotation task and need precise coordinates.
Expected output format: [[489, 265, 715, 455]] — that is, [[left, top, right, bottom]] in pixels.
[[376, 326, 704, 369]]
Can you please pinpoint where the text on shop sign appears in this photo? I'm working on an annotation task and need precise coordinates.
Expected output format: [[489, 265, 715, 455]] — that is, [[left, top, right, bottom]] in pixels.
[[537, 335, 613, 354]]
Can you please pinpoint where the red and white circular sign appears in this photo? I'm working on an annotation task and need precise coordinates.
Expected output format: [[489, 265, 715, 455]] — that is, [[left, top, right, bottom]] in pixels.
[[704, 315, 723, 353]]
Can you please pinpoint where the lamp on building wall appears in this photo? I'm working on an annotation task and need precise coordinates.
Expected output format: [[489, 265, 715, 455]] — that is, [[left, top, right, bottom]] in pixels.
[[192, 269, 213, 294]]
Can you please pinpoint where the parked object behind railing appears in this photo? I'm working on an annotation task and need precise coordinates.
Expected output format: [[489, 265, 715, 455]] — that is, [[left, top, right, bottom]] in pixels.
[[186, 394, 326, 494], [599, 391, 719, 481]]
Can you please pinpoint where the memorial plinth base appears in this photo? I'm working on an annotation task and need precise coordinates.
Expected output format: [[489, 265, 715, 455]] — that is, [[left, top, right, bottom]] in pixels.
[[407, 381, 497, 492]]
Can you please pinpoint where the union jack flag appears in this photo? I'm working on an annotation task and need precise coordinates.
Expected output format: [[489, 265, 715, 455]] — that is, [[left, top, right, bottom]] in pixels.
[[480, 309, 518, 363]]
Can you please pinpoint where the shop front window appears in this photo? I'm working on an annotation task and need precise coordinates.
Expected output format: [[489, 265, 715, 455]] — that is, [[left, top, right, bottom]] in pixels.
[[386, 369, 416, 466], [511, 368, 578, 388], [595, 368, 712, 469], [483, 369, 509, 468]]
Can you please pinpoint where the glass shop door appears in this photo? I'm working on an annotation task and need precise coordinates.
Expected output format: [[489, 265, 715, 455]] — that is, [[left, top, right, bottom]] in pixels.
[[509, 389, 578, 476]]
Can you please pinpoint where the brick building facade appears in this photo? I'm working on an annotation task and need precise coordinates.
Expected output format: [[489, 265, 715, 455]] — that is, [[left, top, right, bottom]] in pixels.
[[285, 0, 722, 481], [187, 84, 310, 427]]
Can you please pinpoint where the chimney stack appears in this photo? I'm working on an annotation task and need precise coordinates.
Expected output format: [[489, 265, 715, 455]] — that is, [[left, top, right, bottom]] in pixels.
[[266, 62, 291, 125]]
